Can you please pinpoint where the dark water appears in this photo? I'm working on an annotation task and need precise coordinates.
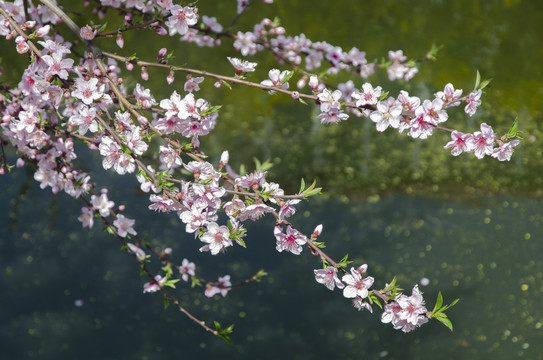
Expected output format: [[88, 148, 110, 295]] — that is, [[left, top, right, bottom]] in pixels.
[[1, 0, 543, 359]]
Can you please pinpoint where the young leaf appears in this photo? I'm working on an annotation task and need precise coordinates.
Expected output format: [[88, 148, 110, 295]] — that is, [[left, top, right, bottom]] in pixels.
[[433, 313, 454, 331], [432, 291, 444, 313]]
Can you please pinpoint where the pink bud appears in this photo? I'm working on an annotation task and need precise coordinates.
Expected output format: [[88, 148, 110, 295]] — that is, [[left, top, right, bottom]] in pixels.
[[137, 115, 148, 126], [16, 158, 25, 167], [214, 80, 222, 88], [312, 224, 323, 238], [116, 32, 124, 48], [153, 26, 167, 36], [166, 71, 174, 84], [164, 247, 172, 255], [296, 77, 306, 89], [291, 91, 300, 100], [141, 67, 148, 81], [16, 42, 29, 54], [22, 21, 36, 30], [273, 27, 286, 35], [0, 166, 5, 175], [126, 62, 134, 71], [309, 76, 319, 91], [35, 25, 50, 38], [157, 47, 168, 61], [219, 150, 229, 169]]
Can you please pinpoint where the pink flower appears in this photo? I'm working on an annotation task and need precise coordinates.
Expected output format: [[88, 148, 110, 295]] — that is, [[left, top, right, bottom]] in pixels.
[[159, 144, 182, 170], [444, 130, 472, 156], [205, 275, 231, 297], [179, 199, 213, 233], [165, 5, 198, 36], [342, 265, 374, 299], [91, 192, 114, 217], [260, 69, 290, 92], [274, 225, 307, 255], [184, 76, 204, 92], [113, 214, 137, 237], [234, 31, 261, 56], [370, 98, 403, 132], [317, 88, 342, 113], [464, 89, 482, 116], [69, 105, 99, 135], [200, 222, 233, 255], [148, 194, 177, 212], [143, 275, 166, 293], [78, 207, 94, 228], [227, 57, 257, 73], [388, 49, 407, 62], [466, 122, 496, 159], [352, 83, 382, 108], [416, 98, 448, 125], [238, 203, 274, 221], [492, 140, 520, 161], [435, 83, 462, 107], [42, 52, 73, 80], [318, 107, 349, 124], [314, 266, 345, 290], [382, 285, 429, 332], [278, 199, 300, 220], [237, 0, 249, 14], [235, 170, 267, 189], [127, 242, 146, 260], [72, 78, 104, 105], [80, 25, 96, 40], [179, 258, 195, 281]]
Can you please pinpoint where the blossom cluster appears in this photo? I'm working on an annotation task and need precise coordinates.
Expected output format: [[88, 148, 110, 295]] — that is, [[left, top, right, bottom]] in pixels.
[[313, 263, 428, 332]]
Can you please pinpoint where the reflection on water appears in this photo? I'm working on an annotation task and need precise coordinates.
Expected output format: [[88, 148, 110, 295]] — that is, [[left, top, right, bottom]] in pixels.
[[1, 166, 542, 359]]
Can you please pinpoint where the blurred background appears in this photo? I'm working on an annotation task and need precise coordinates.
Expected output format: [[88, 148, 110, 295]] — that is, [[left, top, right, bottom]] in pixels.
[[1, 0, 542, 359]]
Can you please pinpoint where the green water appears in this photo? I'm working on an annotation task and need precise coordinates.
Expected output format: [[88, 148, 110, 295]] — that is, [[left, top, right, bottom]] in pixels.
[[1, 0, 543, 359]]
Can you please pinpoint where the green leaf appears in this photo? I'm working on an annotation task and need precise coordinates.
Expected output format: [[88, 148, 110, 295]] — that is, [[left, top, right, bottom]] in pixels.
[[299, 178, 306, 193], [164, 279, 180, 289], [191, 277, 201, 288], [432, 291, 444, 313], [214, 321, 234, 345], [298, 97, 308, 105], [433, 313, 454, 331], [313, 241, 326, 248], [201, 105, 222, 117], [440, 298, 459, 312], [163, 297, 170, 311], [222, 81, 233, 90], [474, 70, 481, 90], [253, 269, 268, 282], [98, 22, 108, 32], [253, 158, 274, 172]]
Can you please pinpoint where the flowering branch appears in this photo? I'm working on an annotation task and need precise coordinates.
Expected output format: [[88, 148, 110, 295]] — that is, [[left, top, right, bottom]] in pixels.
[[0, 0, 520, 344]]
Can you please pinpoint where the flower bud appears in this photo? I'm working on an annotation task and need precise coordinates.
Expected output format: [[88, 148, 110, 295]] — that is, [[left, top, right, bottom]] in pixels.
[[166, 71, 174, 84], [141, 67, 148, 81], [116, 32, 124, 48], [219, 150, 229, 169], [291, 91, 300, 100], [309, 75, 319, 92], [157, 47, 168, 61], [35, 25, 50, 38], [312, 224, 323, 238]]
